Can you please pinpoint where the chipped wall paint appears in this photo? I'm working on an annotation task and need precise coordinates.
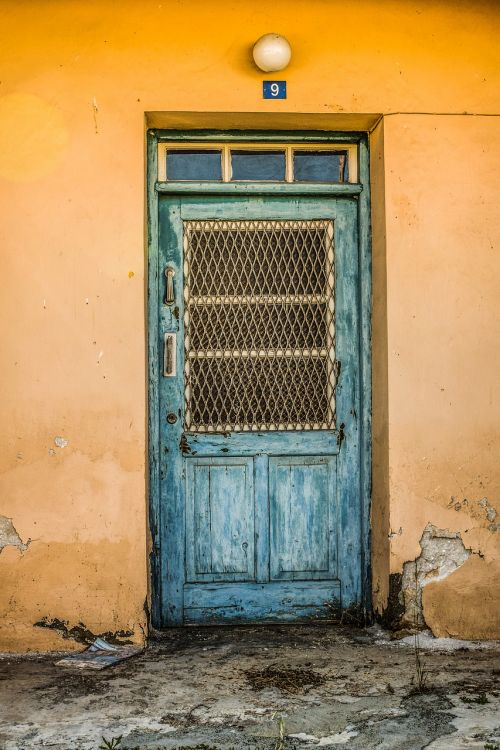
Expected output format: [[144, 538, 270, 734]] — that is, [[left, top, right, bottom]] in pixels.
[[0, 516, 30, 554], [400, 524, 471, 629], [0, 0, 499, 649]]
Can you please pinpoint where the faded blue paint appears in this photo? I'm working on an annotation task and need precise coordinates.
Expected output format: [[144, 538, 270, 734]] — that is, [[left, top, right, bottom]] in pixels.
[[148, 130, 372, 627], [269, 456, 337, 581], [183, 581, 341, 624], [186, 457, 255, 582]]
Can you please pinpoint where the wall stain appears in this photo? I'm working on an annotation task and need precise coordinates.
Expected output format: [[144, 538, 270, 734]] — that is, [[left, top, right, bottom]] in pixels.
[[34, 617, 134, 645], [379, 573, 405, 631]]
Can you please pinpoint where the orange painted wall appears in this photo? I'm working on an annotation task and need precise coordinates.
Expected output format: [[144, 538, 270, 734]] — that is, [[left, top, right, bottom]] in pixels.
[[0, 0, 499, 650], [372, 114, 500, 636]]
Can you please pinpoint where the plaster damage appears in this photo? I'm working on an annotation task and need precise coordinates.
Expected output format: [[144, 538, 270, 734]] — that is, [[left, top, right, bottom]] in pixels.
[[478, 498, 497, 524], [450, 495, 498, 531], [33, 616, 134, 646], [400, 524, 471, 629], [0, 516, 30, 554]]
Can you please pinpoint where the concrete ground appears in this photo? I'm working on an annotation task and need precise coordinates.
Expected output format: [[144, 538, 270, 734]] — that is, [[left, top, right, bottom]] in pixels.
[[0, 625, 499, 750]]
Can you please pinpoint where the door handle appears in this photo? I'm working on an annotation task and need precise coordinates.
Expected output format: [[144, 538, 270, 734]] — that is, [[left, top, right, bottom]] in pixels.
[[164, 267, 175, 305], [163, 333, 176, 377]]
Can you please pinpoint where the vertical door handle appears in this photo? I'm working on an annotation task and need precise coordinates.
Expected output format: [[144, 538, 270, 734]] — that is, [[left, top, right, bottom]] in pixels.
[[163, 333, 176, 377], [164, 267, 175, 305]]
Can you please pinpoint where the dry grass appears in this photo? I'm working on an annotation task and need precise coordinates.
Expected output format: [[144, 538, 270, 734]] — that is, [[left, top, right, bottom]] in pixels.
[[243, 664, 326, 694]]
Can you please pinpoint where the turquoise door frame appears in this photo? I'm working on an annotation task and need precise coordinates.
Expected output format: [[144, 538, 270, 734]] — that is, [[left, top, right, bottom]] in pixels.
[[147, 130, 372, 627]]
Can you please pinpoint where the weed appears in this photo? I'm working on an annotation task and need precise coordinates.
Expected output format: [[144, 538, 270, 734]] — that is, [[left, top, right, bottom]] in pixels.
[[412, 631, 428, 693], [272, 712, 286, 750], [484, 744, 500, 750], [410, 561, 428, 694], [99, 738, 123, 750]]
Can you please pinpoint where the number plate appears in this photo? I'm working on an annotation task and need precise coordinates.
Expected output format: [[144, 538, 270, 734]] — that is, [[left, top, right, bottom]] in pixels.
[[263, 81, 287, 99]]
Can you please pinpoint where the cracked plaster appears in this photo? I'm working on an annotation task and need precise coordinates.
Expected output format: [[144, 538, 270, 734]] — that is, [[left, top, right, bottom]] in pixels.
[[0, 516, 29, 554], [400, 524, 471, 628]]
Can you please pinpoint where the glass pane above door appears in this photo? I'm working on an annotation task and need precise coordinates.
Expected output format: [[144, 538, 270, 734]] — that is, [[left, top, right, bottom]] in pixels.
[[166, 149, 222, 181], [294, 151, 348, 183], [158, 143, 358, 183], [230, 150, 286, 181]]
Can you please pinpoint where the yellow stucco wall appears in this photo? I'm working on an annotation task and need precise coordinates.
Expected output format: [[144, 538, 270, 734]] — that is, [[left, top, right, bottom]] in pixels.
[[371, 114, 500, 635], [0, 0, 499, 650]]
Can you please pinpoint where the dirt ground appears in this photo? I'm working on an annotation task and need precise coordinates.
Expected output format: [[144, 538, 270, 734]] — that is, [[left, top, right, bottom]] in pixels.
[[0, 624, 499, 749]]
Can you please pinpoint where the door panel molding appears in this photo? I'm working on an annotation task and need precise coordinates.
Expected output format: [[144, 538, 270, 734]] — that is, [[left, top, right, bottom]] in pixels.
[[269, 456, 338, 581], [185, 457, 255, 583]]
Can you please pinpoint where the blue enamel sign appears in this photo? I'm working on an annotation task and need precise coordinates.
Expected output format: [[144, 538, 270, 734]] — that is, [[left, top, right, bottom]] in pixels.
[[263, 81, 287, 99]]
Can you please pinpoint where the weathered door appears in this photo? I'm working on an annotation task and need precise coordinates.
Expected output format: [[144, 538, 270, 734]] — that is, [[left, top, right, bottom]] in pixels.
[[155, 194, 363, 625]]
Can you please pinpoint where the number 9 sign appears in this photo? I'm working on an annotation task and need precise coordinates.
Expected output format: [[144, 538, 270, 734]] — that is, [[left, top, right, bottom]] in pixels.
[[263, 81, 287, 100]]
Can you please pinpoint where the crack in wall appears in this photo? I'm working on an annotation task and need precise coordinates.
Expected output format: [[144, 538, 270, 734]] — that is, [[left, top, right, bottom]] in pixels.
[[401, 523, 471, 628], [0, 515, 30, 553]]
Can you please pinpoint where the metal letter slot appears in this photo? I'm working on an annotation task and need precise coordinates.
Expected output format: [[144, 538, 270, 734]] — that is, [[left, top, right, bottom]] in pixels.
[[163, 333, 176, 377], [164, 267, 175, 305]]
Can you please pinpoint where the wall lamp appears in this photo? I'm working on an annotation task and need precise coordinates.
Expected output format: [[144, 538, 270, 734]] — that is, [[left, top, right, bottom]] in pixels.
[[252, 33, 292, 72]]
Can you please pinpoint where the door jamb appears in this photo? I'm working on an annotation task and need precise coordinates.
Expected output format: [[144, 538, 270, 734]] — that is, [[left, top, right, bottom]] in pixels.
[[146, 129, 372, 628]]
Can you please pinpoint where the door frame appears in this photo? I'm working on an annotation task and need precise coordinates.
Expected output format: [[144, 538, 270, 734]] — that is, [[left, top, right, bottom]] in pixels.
[[147, 129, 372, 628]]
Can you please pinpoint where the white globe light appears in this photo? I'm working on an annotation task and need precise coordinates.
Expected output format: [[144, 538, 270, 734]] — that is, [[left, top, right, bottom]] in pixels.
[[252, 33, 292, 73]]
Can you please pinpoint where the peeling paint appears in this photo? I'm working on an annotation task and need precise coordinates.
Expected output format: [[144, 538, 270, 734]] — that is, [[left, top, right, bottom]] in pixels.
[[0, 516, 30, 553], [448, 495, 497, 525], [33, 616, 134, 645], [54, 436, 69, 448], [400, 524, 471, 628], [478, 497, 497, 523]]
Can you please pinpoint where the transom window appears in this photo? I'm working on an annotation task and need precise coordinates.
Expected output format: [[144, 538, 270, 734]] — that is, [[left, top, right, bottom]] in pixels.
[[157, 142, 358, 183]]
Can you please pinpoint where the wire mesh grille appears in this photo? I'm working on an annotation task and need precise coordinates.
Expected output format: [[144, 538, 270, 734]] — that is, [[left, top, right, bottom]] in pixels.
[[183, 220, 336, 432]]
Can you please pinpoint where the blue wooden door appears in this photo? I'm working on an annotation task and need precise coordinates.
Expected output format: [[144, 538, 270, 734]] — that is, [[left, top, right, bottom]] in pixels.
[[157, 195, 362, 625]]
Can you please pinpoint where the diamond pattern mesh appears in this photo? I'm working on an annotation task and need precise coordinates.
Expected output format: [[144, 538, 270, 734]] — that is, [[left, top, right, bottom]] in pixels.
[[183, 220, 336, 432]]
